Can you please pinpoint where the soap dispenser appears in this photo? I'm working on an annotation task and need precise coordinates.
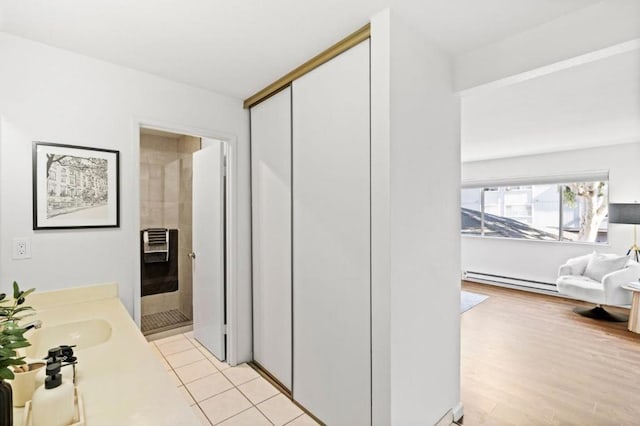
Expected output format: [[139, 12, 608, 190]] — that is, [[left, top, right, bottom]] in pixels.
[[30, 348, 75, 426]]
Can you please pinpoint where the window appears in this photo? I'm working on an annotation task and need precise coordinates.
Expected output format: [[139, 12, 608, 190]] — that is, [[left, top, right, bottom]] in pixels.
[[461, 180, 608, 243], [561, 181, 608, 243], [461, 188, 482, 236]]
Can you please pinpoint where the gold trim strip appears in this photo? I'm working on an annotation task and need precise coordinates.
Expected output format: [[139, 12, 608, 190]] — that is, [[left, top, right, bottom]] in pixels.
[[248, 361, 326, 425], [243, 23, 370, 109], [248, 361, 291, 396]]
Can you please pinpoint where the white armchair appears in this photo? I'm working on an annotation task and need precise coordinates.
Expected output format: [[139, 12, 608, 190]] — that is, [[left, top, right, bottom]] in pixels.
[[556, 252, 640, 321]]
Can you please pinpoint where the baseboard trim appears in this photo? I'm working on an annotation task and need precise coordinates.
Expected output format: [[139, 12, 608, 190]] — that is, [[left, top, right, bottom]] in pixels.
[[452, 402, 464, 422], [435, 409, 453, 426], [464, 277, 560, 297], [434, 402, 464, 425]]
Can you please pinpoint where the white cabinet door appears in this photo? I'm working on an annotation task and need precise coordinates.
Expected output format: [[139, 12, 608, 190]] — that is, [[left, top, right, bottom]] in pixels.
[[192, 141, 226, 361], [292, 39, 371, 425], [251, 87, 292, 390]]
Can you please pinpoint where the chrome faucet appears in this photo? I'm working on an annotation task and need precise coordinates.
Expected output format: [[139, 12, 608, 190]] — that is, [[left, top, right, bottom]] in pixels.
[[23, 320, 42, 331]]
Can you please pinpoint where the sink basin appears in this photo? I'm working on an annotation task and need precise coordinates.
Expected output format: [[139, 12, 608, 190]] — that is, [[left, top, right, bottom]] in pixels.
[[25, 319, 112, 358]]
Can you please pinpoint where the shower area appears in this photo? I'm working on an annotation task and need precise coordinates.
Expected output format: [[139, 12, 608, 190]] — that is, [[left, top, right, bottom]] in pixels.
[[139, 128, 200, 335]]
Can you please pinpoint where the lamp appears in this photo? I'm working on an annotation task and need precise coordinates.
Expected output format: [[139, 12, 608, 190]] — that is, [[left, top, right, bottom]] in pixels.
[[608, 203, 640, 262]]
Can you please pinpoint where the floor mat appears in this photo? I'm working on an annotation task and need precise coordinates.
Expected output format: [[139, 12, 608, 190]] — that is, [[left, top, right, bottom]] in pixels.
[[461, 290, 489, 313], [142, 309, 191, 334]]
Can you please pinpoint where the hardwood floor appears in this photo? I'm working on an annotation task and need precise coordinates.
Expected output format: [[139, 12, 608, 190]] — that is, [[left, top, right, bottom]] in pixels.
[[461, 281, 640, 426]]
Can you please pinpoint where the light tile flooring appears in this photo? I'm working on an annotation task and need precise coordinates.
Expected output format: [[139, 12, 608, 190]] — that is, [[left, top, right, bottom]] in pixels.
[[148, 331, 319, 425]]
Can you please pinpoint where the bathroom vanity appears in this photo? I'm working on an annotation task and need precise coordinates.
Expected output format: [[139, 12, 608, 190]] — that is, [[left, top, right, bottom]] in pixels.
[[12, 283, 199, 426]]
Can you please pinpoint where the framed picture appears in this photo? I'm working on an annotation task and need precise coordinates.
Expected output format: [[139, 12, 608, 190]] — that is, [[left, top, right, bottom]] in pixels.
[[32, 142, 120, 229]]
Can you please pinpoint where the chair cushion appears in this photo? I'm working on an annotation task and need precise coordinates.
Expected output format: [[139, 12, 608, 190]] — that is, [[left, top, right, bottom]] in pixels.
[[564, 252, 594, 276], [583, 253, 629, 281], [556, 275, 605, 305]]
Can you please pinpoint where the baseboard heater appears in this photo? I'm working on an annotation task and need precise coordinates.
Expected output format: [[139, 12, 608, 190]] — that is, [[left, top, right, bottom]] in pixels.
[[464, 271, 558, 293]]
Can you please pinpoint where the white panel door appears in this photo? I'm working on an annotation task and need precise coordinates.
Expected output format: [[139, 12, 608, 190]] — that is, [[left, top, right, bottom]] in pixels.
[[292, 40, 371, 425], [250, 87, 292, 390], [192, 141, 226, 361]]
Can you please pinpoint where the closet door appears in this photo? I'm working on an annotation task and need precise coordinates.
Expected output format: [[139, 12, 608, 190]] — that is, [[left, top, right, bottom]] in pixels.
[[292, 40, 371, 425], [251, 87, 292, 390]]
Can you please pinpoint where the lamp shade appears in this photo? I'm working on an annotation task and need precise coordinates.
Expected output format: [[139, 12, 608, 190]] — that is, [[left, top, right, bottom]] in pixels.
[[608, 203, 640, 224]]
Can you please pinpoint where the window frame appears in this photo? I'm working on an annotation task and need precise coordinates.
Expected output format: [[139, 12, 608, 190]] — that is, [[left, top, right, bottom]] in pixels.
[[461, 179, 609, 244]]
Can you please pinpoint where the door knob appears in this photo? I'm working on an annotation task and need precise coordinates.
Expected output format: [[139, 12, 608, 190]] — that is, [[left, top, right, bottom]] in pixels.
[[188, 252, 196, 259]]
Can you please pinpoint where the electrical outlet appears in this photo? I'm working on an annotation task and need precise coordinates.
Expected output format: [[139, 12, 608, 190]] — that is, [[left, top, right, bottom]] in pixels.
[[12, 238, 31, 260]]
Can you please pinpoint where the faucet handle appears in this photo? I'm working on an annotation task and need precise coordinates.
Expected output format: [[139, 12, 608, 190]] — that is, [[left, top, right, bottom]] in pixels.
[[45, 346, 63, 362]]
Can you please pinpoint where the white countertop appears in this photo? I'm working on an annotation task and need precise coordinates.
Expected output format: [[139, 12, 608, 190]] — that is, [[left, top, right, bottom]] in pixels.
[[13, 283, 199, 426]]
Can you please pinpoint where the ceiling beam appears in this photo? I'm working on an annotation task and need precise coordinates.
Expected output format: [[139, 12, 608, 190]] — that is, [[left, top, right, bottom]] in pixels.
[[454, 0, 640, 96], [457, 38, 640, 98]]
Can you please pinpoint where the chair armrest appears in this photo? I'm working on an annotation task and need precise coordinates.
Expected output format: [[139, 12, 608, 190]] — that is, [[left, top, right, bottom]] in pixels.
[[558, 264, 574, 276], [602, 265, 640, 305]]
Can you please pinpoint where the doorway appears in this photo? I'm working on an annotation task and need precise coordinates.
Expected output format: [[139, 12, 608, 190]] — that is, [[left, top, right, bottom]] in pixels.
[[138, 126, 229, 361]]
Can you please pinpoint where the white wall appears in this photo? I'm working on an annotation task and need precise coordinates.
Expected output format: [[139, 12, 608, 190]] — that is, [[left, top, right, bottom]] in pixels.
[[462, 142, 640, 285], [370, 11, 391, 424], [371, 9, 461, 425], [0, 33, 252, 361]]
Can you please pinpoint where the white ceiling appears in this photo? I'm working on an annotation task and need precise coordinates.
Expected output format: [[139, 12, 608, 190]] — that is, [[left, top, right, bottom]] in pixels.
[[462, 49, 640, 162], [3, 0, 632, 161], [0, 0, 602, 99]]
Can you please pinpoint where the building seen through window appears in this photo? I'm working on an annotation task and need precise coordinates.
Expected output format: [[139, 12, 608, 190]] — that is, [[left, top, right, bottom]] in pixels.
[[461, 180, 608, 243]]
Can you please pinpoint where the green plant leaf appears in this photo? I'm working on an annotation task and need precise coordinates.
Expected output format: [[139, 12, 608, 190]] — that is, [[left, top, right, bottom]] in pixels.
[[2, 325, 26, 336], [0, 348, 16, 358], [10, 313, 35, 321], [4, 341, 30, 349], [0, 357, 23, 369], [2, 334, 19, 342], [21, 289, 35, 299], [1, 320, 17, 328], [6, 358, 26, 366], [8, 307, 32, 315], [1, 281, 36, 380], [0, 367, 15, 380]]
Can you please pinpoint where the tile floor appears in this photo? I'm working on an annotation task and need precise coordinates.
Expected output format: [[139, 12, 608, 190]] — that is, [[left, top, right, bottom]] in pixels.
[[148, 331, 319, 425]]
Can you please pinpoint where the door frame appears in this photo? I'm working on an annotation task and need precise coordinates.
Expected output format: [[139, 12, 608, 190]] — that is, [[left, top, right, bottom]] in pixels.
[[131, 117, 240, 365]]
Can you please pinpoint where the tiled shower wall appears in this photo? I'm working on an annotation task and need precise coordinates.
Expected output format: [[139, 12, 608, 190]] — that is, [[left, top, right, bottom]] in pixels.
[[140, 134, 179, 229], [140, 133, 200, 321]]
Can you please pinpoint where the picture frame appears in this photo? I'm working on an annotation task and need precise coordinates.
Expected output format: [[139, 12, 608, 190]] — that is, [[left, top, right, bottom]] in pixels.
[[32, 142, 120, 229]]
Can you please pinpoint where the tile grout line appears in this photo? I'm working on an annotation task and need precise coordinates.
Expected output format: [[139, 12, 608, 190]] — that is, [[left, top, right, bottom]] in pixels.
[[151, 337, 213, 423], [252, 398, 277, 426], [192, 405, 213, 426], [283, 413, 306, 425], [180, 371, 220, 387], [227, 376, 275, 426], [203, 357, 272, 424], [151, 331, 315, 426], [151, 338, 213, 417], [173, 335, 244, 425], [164, 347, 214, 370]]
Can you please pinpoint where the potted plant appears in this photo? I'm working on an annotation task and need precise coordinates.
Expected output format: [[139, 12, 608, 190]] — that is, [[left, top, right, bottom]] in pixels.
[[0, 282, 35, 426]]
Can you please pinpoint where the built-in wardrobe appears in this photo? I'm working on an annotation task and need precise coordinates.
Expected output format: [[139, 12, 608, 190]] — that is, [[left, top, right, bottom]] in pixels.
[[251, 33, 371, 425]]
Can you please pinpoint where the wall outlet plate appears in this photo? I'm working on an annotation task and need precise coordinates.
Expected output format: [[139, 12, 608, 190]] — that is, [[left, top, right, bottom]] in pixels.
[[12, 238, 31, 260]]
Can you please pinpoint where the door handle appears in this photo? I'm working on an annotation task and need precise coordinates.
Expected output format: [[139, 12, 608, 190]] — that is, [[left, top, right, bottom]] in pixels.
[[188, 252, 196, 259]]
